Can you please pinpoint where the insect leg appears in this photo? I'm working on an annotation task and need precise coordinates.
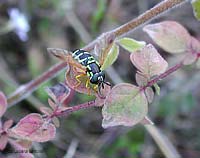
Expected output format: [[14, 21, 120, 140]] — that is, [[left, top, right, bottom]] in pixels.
[[74, 73, 86, 88], [85, 78, 91, 95], [93, 85, 98, 93]]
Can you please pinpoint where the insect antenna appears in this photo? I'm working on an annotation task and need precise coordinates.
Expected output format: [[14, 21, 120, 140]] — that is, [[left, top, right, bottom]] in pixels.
[[103, 81, 111, 86]]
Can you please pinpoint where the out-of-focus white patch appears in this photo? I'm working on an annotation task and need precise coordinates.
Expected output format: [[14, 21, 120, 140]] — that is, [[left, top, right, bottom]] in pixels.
[[8, 8, 30, 41]]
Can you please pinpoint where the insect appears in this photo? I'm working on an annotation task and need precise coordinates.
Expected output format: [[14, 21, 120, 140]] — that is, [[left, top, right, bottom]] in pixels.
[[48, 48, 111, 94]]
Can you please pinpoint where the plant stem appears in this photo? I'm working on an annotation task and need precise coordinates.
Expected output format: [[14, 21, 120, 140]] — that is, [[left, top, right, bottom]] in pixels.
[[54, 100, 96, 117], [84, 0, 186, 51], [7, 62, 68, 107], [145, 62, 183, 89], [7, 0, 187, 107], [145, 125, 181, 158]]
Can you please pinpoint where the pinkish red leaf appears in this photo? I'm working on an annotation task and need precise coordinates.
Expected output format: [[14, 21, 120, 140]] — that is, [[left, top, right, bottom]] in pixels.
[[48, 98, 57, 110], [3, 119, 13, 131], [10, 113, 56, 142], [40, 107, 53, 116], [52, 117, 60, 128], [188, 37, 200, 53], [9, 139, 34, 158], [130, 44, 168, 77], [135, 72, 148, 86], [145, 87, 154, 104], [102, 83, 148, 128], [183, 37, 200, 65], [143, 21, 191, 54], [183, 52, 197, 65], [15, 139, 32, 150], [95, 84, 111, 107], [65, 66, 97, 95], [0, 91, 7, 117], [46, 83, 71, 103], [0, 134, 8, 150], [19, 153, 34, 158]]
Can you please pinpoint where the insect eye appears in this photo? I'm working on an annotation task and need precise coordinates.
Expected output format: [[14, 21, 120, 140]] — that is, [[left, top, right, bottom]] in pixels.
[[98, 76, 102, 81], [90, 74, 99, 84]]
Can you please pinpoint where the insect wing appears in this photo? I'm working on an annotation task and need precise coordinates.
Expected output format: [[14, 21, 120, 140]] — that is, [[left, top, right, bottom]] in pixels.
[[47, 48, 86, 71], [47, 48, 71, 60]]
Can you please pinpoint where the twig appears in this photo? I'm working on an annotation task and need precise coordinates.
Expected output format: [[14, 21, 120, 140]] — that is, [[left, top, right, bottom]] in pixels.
[[0, 56, 46, 110], [141, 62, 183, 91], [53, 100, 96, 117], [145, 125, 181, 158], [7, 0, 187, 106], [64, 139, 79, 158], [84, 0, 186, 51], [7, 62, 68, 107]]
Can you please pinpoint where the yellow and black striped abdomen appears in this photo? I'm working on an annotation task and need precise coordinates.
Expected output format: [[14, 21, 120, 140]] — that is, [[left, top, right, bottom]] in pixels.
[[72, 49, 97, 66], [72, 49, 101, 79]]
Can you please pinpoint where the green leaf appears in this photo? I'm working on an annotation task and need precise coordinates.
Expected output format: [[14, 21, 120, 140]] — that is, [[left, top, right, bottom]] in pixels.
[[101, 44, 119, 70], [153, 83, 160, 95], [102, 83, 148, 128], [118, 37, 146, 53], [191, 0, 200, 20]]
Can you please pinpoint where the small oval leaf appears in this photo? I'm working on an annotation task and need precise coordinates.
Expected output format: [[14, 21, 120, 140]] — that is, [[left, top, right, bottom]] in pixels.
[[145, 87, 154, 104], [183, 53, 197, 65], [95, 84, 111, 107], [118, 37, 146, 53], [48, 98, 57, 110], [0, 134, 8, 150], [40, 107, 53, 116], [101, 44, 119, 70], [0, 92, 7, 118], [15, 139, 32, 150], [52, 117, 60, 128], [153, 83, 160, 96], [143, 21, 191, 54], [102, 83, 148, 128], [10, 113, 56, 142], [9, 140, 34, 158], [130, 44, 168, 77], [191, 0, 200, 21], [3, 119, 13, 130], [135, 72, 148, 86]]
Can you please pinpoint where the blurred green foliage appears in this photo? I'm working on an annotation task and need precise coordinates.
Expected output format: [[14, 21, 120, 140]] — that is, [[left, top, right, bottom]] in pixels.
[[105, 127, 145, 158], [156, 92, 196, 118], [91, 0, 106, 33]]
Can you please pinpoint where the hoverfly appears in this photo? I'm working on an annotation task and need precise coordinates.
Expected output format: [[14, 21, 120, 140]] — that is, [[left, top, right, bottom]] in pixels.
[[48, 48, 111, 95]]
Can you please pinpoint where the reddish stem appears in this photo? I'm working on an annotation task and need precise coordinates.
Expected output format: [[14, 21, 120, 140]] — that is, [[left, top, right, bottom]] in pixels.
[[7, 62, 68, 107], [145, 62, 183, 88], [53, 62, 184, 117], [54, 100, 96, 117]]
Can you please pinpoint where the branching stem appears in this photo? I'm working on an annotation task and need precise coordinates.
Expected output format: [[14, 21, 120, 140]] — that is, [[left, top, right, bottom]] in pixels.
[[53, 100, 96, 117], [7, 0, 187, 107], [53, 62, 184, 117]]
